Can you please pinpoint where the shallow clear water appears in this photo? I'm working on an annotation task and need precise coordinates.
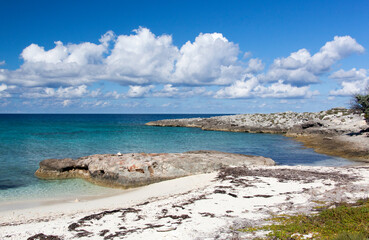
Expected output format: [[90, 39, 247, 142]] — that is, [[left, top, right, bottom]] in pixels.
[[0, 114, 354, 203]]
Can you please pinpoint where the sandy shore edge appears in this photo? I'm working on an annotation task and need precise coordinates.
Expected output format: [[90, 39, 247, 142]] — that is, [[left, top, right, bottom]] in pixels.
[[0, 172, 216, 225]]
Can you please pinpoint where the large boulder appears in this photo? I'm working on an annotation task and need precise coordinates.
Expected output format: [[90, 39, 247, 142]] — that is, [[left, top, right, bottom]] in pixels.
[[35, 151, 275, 188]]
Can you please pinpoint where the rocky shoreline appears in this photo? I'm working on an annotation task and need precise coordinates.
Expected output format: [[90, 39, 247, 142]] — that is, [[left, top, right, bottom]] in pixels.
[[35, 150, 274, 188], [146, 108, 369, 161]]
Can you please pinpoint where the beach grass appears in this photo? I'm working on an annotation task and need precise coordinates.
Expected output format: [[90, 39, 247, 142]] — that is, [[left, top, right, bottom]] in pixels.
[[239, 198, 369, 239]]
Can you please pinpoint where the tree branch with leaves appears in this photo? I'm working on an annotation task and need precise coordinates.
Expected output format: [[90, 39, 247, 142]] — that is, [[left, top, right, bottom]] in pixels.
[[351, 88, 369, 123]]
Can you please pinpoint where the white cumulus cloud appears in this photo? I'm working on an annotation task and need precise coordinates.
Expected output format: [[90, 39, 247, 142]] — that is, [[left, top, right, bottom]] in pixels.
[[21, 41, 69, 64], [215, 75, 318, 99], [246, 58, 264, 73], [152, 84, 209, 98], [330, 80, 369, 96], [105, 27, 179, 84], [329, 68, 369, 96], [309, 36, 365, 73], [8, 34, 112, 87], [172, 33, 242, 85], [255, 80, 319, 98], [215, 75, 259, 98], [152, 84, 179, 97], [126, 85, 154, 98], [0, 83, 7, 92], [62, 99, 72, 107], [104, 91, 124, 99], [21, 85, 89, 98], [0, 83, 11, 98], [330, 68, 367, 81], [263, 36, 364, 86]]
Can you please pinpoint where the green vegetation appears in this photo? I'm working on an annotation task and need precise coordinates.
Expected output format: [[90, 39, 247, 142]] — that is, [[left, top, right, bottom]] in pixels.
[[351, 90, 369, 121], [239, 199, 369, 239], [334, 232, 368, 240]]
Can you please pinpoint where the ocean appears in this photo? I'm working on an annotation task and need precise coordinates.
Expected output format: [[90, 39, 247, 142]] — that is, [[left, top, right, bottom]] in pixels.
[[0, 114, 354, 205]]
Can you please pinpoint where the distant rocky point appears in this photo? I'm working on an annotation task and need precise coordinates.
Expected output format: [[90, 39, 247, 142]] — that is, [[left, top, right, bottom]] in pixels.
[[35, 151, 275, 188], [146, 108, 366, 135], [146, 108, 369, 161]]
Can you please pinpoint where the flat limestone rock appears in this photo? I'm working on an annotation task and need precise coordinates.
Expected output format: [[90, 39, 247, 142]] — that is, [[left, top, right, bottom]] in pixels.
[[35, 150, 275, 188]]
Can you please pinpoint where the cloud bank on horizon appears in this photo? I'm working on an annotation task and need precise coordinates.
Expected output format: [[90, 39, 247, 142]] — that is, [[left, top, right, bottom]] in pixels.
[[0, 27, 368, 112]]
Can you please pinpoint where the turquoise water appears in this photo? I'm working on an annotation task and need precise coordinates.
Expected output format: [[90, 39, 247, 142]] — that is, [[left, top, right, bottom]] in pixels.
[[0, 114, 354, 203]]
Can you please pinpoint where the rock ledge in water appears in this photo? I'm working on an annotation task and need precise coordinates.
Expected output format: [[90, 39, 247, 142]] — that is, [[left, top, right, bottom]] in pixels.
[[35, 150, 275, 188]]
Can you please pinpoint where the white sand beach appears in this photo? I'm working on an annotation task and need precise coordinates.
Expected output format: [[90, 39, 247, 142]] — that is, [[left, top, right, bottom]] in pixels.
[[2, 165, 369, 239]]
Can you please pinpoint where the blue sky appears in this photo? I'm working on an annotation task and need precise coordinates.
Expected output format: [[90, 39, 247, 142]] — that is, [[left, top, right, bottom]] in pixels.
[[0, 0, 368, 113]]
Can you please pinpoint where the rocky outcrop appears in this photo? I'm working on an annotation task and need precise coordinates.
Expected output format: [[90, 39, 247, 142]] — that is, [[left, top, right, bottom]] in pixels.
[[146, 108, 369, 161], [146, 117, 287, 134], [146, 108, 367, 135], [35, 151, 275, 188]]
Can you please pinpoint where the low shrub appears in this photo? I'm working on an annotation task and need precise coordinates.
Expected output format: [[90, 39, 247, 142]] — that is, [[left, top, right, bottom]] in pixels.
[[239, 199, 369, 239], [351, 90, 369, 122]]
